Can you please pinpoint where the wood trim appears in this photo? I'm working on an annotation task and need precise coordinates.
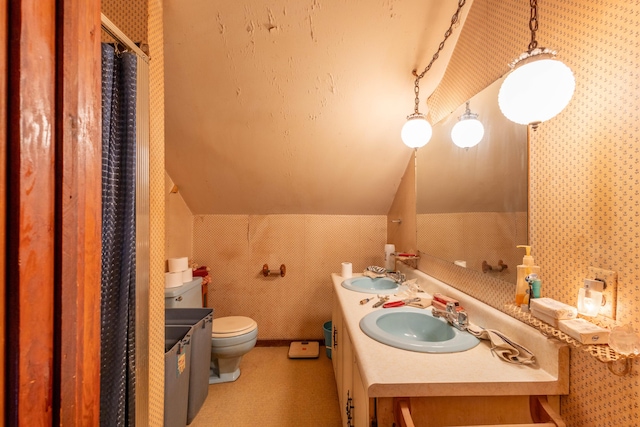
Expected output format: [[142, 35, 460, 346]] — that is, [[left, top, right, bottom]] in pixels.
[[389, 396, 564, 427], [0, 0, 6, 422], [530, 396, 566, 427], [6, 0, 102, 424], [394, 398, 415, 427], [256, 339, 327, 347], [6, 0, 57, 424], [55, 0, 102, 425]]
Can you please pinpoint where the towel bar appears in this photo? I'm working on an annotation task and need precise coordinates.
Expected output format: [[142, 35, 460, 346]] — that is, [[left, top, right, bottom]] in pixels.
[[482, 259, 508, 273], [262, 263, 286, 277]]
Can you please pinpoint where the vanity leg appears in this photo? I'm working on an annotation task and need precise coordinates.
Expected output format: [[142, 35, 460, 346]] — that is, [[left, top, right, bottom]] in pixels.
[[393, 398, 415, 427], [530, 396, 566, 427]]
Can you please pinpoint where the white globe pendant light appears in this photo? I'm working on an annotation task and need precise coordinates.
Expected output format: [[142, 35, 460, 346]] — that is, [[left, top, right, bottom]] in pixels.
[[400, 0, 468, 148], [451, 102, 484, 148], [499, 51, 575, 127], [498, 0, 575, 128], [401, 113, 432, 148]]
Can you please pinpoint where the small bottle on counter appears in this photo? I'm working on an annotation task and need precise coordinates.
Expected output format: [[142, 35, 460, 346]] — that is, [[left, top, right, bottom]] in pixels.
[[515, 245, 540, 306], [531, 279, 542, 299]]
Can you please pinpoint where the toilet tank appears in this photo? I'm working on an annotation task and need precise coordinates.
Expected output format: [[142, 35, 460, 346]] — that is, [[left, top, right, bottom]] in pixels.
[[165, 277, 203, 308]]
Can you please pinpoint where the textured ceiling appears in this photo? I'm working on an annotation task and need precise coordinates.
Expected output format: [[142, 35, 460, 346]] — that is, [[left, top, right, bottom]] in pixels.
[[163, 0, 472, 215]]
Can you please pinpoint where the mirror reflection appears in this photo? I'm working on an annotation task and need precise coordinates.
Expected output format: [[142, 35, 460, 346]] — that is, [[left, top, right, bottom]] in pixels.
[[416, 76, 528, 284]]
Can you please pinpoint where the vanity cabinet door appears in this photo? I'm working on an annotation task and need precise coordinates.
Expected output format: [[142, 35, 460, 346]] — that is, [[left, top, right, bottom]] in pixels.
[[332, 292, 367, 427], [331, 293, 344, 412], [352, 361, 368, 427], [331, 292, 342, 383], [342, 328, 354, 427]]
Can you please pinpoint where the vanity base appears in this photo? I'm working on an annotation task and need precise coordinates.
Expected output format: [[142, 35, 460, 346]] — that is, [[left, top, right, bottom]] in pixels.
[[375, 395, 564, 427]]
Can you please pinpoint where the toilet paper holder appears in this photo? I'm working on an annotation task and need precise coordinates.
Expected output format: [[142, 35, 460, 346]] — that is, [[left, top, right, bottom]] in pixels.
[[262, 263, 286, 277]]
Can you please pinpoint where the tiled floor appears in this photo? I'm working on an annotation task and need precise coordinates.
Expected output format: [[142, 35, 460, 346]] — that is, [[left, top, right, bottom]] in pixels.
[[188, 346, 342, 426]]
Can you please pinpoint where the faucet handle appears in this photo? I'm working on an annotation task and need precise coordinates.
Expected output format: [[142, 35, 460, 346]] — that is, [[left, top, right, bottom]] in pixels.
[[457, 311, 469, 328], [445, 302, 457, 313]]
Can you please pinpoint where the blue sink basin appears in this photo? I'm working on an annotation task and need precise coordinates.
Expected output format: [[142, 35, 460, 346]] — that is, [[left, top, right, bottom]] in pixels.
[[359, 307, 480, 353], [341, 276, 399, 294]]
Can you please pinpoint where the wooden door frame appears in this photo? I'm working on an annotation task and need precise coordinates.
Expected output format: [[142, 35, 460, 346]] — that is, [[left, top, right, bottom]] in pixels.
[[5, 0, 102, 425], [0, 0, 7, 421], [55, 0, 102, 425]]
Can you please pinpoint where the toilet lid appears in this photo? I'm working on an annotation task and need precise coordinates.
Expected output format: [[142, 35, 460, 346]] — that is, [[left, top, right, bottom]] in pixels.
[[212, 316, 257, 338]]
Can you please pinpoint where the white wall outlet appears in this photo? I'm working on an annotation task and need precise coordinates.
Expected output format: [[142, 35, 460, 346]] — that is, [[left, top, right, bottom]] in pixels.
[[587, 267, 617, 319]]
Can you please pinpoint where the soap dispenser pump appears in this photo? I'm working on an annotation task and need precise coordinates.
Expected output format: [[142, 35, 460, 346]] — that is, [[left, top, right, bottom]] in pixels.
[[515, 245, 540, 306]]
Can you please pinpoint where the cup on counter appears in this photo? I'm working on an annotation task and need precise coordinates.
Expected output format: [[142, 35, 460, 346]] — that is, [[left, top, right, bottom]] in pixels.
[[384, 244, 395, 271], [341, 262, 353, 278]]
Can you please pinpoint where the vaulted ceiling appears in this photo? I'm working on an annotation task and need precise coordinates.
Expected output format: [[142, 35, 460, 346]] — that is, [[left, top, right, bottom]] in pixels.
[[163, 0, 472, 215]]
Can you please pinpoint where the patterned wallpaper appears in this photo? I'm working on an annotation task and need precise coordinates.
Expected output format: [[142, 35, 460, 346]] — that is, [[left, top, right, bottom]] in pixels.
[[164, 171, 194, 260], [387, 153, 417, 254], [147, 0, 166, 424], [192, 215, 387, 340], [102, 0, 164, 424], [101, 0, 148, 44], [417, 211, 527, 284], [410, 0, 640, 425]]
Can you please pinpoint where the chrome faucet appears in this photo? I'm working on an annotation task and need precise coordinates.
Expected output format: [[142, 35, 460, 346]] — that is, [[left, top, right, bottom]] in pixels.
[[386, 271, 406, 284], [432, 302, 469, 331]]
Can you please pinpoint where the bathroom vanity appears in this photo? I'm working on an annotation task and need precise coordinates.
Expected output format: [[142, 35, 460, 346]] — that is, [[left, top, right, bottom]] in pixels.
[[331, 268, 569, 426]]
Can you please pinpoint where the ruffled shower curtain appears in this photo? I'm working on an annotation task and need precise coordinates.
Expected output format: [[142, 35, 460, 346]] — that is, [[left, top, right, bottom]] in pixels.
[[100, 43, 137, 427]]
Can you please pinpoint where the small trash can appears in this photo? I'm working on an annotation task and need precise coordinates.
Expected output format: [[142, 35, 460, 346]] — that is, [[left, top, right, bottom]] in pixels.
[[164, 326, 192, 427], [323, 321, 332, 359], [166, 308, 214, 425]]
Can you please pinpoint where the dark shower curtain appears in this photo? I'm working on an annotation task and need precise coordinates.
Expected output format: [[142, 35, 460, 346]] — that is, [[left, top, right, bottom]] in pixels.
[[100, 43, 137, 427]]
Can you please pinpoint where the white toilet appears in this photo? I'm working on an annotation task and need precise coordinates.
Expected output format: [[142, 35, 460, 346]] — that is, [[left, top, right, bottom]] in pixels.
[[164, 277, 258, 385], [209, 316, 258, 384]]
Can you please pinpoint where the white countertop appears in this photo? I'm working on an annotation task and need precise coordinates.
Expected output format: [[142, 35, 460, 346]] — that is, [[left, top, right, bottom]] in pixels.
[[332, 271, 569, 398]]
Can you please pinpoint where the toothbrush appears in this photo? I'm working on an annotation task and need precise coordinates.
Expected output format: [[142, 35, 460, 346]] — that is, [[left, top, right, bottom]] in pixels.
[[359, 297, 374, 305]]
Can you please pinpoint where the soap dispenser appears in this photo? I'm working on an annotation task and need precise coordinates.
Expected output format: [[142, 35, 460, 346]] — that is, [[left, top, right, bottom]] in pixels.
[[515, 245, 541, 306]]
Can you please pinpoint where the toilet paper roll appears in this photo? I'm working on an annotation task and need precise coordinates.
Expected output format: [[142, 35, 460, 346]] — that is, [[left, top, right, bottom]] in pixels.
[[341, 262, 353, 278], [168, 257, 189, 273], [182, 268, 193, 283], [165, 271, 183, 288], [454, 260, 467, 268]]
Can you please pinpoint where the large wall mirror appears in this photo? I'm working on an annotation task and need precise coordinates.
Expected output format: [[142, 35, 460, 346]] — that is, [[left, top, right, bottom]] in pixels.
[[416, 76, 528, 284]]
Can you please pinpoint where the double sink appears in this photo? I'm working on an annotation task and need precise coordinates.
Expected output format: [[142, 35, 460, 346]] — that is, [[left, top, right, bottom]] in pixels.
[[342, 276, 479, 353]]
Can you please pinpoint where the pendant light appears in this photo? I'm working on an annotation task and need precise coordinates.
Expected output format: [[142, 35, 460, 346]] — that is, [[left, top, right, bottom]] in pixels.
[[498, 0, 575, 128], [451, 101, 484, 148], [401, 0, 468, 148]]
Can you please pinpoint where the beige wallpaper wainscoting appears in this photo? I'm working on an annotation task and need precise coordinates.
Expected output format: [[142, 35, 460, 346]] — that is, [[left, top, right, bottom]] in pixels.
[[390, 1, 640, 425], [193, 215, 387, 340]]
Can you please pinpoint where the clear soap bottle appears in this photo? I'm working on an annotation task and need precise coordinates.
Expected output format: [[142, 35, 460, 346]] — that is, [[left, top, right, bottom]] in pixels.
[[515, 245, 540, 306]]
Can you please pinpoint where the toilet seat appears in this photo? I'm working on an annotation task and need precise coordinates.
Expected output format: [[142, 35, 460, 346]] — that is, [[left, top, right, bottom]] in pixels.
[[211, 316, 257, 338]]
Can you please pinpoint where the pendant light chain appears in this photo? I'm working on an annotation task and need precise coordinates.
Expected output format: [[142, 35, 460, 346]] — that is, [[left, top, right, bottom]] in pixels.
[[528, 0, 539, 52], [411, 0, 467, 114]]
